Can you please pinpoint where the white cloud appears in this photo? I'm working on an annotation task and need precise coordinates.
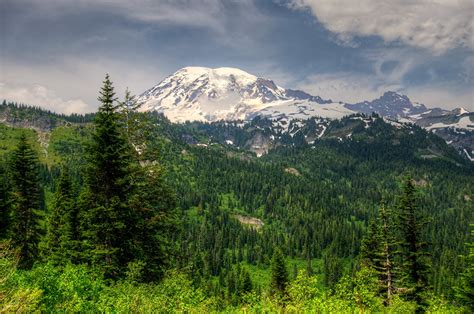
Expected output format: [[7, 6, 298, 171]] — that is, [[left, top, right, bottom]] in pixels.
[[0, 82, 91, 114], [116, 0, 224, 28], [295, 48, 416, 102], [290, 0, 474, 54], [407, 85, 474, 110], [0, 56, 171, 112], [296, 72, 402, 103]]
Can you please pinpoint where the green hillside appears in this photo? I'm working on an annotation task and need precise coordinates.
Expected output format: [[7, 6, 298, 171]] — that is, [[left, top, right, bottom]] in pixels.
[[0, 92, 473, 313]]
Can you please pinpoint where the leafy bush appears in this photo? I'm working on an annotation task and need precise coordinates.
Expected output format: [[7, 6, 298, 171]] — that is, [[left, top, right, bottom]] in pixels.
[[3, 262, 105, 312]]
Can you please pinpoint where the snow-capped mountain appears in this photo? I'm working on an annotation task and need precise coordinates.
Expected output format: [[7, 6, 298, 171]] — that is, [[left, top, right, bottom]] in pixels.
[[344, 91, 473, 159], [137, 66, 473, 160], [136, 67, 354, 122], [345, 91, 472, 131]]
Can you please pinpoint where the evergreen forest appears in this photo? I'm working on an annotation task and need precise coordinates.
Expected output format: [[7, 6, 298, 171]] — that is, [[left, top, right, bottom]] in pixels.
[[0, 76, 473, 313]]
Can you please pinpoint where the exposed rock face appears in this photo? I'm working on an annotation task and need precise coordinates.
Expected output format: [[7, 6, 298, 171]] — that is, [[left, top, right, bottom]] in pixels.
[[234, 215, 264, 230], [284, 167, 301, 176]]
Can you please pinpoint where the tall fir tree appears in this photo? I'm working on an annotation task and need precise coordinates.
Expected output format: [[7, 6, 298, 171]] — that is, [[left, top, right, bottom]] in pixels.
[[79, 75, 177, 280], [323, 251, 343, 289], [9, 133, 43, 269], [79, 74, 135, 278], [378, 202, 396, 305], [360, 219, 382, 268], [306, 258, 313, 277], [0, 162, 11, 239], [455, 223, 474, 311], [270, 248, 289, 295], [241, 267, 253, 293], [360, 202, 396, 305], [116, 88, 151, 161], [48, 166, 78, 264], [128, 163, 178, 281], [396, 178, 430, 310]]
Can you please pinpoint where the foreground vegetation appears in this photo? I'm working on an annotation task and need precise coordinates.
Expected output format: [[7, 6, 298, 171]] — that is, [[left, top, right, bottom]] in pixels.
[[1, 239, 470, 313], [0, 76, 473, 312]]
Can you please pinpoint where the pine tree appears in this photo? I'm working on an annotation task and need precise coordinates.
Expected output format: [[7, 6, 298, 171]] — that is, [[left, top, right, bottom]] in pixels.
[[271, 248, 288, 295], [323, 251, 343, 289], [128, 163, 178, 281], [455, 223, 474, 311], [79, 75, 177, 280], [241, 268, 253, 293], [227, 268, 236, 299], [396, 178, 430, 310], [360, 219, 382, 268], [306, 258, 313, 276], [48, 166, 78, 264], [0, 163, 11, 239], [292, 263, 298, 280], [9, 133, 43, 269], [360, 202, 396, 305], [117, 89, 148, 157], [378, 202, 395, 305], [79, 74, 135, 278]]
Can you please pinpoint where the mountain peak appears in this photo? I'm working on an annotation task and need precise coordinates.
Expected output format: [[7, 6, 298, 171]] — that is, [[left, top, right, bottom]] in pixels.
[[381, 91, 410, 101], [175, 66, 259, 86], [454, 107, 470, 115], [346, 91, 427, 119], [136, 66, 350, 122]]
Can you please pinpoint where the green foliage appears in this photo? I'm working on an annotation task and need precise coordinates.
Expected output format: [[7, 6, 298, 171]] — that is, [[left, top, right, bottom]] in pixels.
[[48, 126, 89, 165], [455, 224, 474, 311], [270, 248, 288, 295], [79, 75, 138, 278], [0, 96, 472, 312], [361, 202, 396, 305], [116, 88, 151, 159], [351, 267, 385, 312], [3, 263, 105, 312], [286, 270, 320, 308], [396, 177, 431, 309], [361, 220, 382, 267], [241, 267, 253, 293], [127, 163, 178, 281], [47, 166, 79, 264], [0, 100, 95, 127], [323, 251, 344, 289], [0, 250, 465, 313], [9, 133, 44, 269], [98, 271, 209, 312], [0, 163, 11, 239]]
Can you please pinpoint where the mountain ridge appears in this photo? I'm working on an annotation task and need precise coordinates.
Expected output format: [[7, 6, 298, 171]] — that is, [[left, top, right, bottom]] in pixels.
[[136, 67, 471, 126], [135, 66, 473, 159]]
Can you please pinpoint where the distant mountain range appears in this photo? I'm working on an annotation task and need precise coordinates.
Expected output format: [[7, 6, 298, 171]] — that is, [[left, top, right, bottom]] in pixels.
[[136, 67, 473, 160]]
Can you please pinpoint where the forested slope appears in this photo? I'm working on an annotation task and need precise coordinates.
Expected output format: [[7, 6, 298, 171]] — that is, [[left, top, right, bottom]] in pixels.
[[0, 80, 473, 312]]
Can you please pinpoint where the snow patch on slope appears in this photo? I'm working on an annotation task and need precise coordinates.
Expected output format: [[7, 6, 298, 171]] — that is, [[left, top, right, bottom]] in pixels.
[[425, 116, 474, 131]]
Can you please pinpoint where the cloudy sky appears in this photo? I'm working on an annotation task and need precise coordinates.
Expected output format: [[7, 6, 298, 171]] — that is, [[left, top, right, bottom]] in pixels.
[[1, 0, 473, 113]]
